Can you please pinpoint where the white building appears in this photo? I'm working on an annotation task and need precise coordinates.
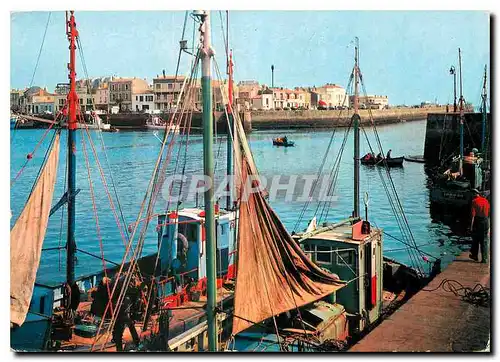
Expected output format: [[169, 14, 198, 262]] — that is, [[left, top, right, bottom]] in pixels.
[[251, 93, 273, 110], [132, 92, 155, 113], [312, 84, 348, 108]]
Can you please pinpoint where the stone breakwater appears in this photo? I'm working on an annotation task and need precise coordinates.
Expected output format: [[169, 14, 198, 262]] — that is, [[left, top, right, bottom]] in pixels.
[[249, 106, 448, 129]]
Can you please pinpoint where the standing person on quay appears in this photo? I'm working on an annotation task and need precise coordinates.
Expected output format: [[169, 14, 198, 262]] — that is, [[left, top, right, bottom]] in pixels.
[[469, 189, 490, 263]]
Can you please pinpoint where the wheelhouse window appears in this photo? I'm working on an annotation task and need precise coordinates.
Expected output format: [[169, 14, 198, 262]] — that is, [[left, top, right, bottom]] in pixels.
[[336, 250, 355, 267], [303, 244, 312, 260], [178, 221, 198, 241]]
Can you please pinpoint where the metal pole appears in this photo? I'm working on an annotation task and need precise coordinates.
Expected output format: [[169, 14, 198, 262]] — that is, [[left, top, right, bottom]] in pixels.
[[450, 66, 456, 113], [66, 11, 79, 286], [352, 37, 360, 218], [226, 50, 234, 210], [458, 48, 464, 175], [199, 11, 218, 352], [453, 71, 457, 113], [481, 65, 487, 153], [271, 64, 274, 88]]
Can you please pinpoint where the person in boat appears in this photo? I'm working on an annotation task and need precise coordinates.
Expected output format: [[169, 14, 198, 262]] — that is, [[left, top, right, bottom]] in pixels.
[[386, 149, 392, 159], [91, 277, 111, 317], [283, 135, 288, 143], [464, 148, 479, 163], [376, 152, 382, 161], [443, 160, 461, 180], [469, 189, 490, 263]]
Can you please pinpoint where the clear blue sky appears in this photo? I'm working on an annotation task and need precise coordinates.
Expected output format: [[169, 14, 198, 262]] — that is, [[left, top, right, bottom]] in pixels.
[[11, 11, 490, 106]]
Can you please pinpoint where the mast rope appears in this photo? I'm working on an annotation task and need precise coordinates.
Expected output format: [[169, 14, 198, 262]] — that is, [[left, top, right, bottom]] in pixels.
[[142, 55, 201, 328], [80, 122, 114, 309], [92, 46, 201, 351], [28, 12, 51, 89], [358, 73, 428, 274], [10, 112, 62, 187], [316, 78, 355, 224], [292, 70, 354, 232], [76, 36, 132, 244]]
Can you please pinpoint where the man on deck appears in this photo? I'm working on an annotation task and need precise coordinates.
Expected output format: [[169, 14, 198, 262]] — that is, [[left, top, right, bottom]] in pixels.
[[469, 189, 490, 263], [111, 274, 141, 351]]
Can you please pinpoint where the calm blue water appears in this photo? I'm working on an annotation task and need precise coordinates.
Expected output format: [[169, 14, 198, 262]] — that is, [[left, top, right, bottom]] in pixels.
[[10, 120, 467, 285]]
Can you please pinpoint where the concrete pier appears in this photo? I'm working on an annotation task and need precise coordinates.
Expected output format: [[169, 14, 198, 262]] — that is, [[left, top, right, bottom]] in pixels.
[[349, 252, 490, 352], [250, 106, 448, 130]]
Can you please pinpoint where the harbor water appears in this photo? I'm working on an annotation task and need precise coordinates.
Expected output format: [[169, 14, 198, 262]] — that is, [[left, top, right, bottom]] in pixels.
[[10, 120, 468, 285]]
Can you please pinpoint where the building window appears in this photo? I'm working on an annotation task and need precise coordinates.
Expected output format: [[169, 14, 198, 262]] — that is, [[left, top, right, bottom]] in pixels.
[[140, 95, 144, 102], [316, 246, 331, 264], [168, 83, 173, 90], [79, 99, 83, 105], [125, 84, 129, 91]]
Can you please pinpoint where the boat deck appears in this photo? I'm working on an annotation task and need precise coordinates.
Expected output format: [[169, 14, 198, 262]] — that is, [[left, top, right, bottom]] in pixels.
[[349, 252, 490, 352], [60, 288, 233, 352]]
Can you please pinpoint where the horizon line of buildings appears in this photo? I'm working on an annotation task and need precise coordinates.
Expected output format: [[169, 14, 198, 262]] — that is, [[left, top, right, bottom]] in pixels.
[[10, 74, 390, 116]]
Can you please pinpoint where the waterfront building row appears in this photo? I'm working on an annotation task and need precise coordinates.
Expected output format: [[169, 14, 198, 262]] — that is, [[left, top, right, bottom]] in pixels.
[[10, 76, 390, 115]]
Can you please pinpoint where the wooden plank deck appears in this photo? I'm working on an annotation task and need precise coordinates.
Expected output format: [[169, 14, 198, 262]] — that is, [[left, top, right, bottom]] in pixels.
[[349, 252, 490, 352]]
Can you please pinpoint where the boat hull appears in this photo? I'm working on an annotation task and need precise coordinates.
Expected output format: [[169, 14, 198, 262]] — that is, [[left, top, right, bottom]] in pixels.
[[361, 155, 404, 167], [272, 139, 295, 147]]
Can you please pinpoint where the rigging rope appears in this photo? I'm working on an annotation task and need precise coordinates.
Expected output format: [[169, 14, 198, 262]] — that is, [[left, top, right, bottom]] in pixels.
[[80, 121, 114, 311], [292, 70, 354, 232], [28, 12, 51, 89], [10, 114, 60, 187], [358, 72, 427, 274], [77, 36, 132, 245], [93, 40, 202, 352]]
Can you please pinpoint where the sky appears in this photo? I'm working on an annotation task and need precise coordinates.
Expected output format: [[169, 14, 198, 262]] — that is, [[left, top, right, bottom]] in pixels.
[[10, 11, 490, 106]]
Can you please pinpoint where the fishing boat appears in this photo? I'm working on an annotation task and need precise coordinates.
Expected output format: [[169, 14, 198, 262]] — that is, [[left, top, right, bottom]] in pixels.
[[272, 137, 295, 147], [11, 12, 438, 354], [10, 11, 241, 352], [429, 50, 487, 208], [10, 115, 18, 129], [404, 155, 425, 163], [361, 153, 404, 167]]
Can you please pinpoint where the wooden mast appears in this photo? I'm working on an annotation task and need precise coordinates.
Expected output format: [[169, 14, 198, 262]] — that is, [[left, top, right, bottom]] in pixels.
[[65, 10, 79, 288], [458, 48, 464, 175], [353, 37, 360, 218], [226, 11, 234, 210], [481, 65, 487, 154], [198, 10, 218, 352]]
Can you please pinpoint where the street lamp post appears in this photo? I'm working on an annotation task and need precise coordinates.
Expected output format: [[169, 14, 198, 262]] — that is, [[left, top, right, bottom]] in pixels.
[[271, 64, 274, 88], [449, 65, 457, 112]]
